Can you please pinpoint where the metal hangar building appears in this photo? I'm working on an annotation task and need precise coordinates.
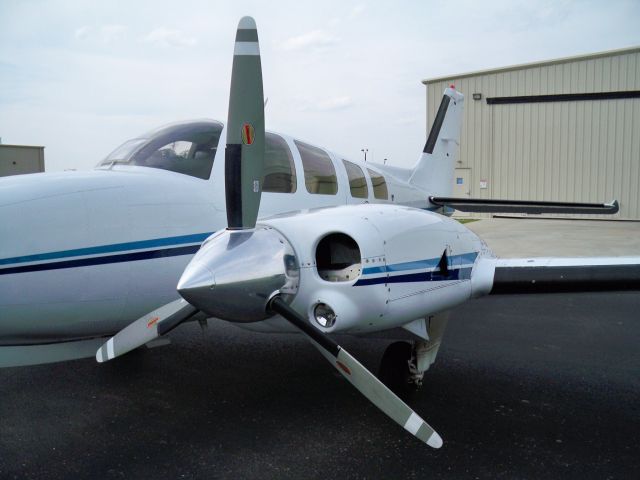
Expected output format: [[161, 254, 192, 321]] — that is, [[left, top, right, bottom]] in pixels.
[[0, 143, 45, 177], [423, 46, 640, 219]]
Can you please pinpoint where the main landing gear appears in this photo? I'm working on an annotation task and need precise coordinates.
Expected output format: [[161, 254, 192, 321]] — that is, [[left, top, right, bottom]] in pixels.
[[377, 313, 450, 398], [378, 341, 415, 397]]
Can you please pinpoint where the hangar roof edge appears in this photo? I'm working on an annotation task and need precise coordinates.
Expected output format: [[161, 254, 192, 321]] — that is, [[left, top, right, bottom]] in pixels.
[[0, 144, 45, 149], [422, 45, 640, 84]]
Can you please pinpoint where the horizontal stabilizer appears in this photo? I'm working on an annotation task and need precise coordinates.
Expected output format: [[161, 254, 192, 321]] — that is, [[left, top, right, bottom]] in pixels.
[[491, 257, 640, 294], [429, 197, 619, 215]]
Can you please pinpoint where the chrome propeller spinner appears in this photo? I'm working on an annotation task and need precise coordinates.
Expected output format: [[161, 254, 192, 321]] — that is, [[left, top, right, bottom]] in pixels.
[[177, 227, 298, 323]]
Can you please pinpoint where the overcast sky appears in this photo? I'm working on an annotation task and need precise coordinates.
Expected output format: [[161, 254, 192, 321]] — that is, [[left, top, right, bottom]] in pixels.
[[1, 0, 639, 172]]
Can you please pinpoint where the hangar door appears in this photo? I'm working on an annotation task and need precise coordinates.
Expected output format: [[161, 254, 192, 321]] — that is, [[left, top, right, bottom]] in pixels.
[[490, 98, 640, 219]]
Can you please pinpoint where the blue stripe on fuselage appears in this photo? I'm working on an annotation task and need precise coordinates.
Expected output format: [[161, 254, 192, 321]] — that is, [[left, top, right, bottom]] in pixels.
[[0, 232, 215, 275], [0, 245, 201, 275], [0, 232, 214, 266], [0, 235, 478, 287]]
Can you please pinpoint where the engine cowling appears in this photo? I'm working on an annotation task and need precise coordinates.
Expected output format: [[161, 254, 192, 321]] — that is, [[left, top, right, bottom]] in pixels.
[[178, 204, 483, 333], [267, 205, 481, 333]]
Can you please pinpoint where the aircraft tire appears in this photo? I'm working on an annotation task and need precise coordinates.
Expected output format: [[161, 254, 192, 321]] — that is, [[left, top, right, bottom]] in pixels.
[[378, 341, 413, 399]]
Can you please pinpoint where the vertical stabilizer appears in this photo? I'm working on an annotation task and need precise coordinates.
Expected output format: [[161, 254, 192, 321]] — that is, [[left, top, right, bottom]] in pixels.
[[409, 87, 464, 198]]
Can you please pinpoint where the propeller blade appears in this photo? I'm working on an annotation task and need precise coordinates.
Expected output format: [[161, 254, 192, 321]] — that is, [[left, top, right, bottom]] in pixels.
[[269, 297, 443, 448], [225, 16, 265, 230], [96, 299, 198, 363]]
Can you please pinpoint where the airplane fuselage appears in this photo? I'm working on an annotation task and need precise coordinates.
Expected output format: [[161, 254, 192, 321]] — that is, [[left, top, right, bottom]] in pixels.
[[0, 125, 474, 344]]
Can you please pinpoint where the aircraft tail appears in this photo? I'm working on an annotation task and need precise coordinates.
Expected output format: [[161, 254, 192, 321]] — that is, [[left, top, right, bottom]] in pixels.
[[409, 87, 464, 197]]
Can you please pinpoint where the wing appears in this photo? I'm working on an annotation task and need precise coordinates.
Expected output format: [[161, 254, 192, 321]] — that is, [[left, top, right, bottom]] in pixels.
[[430, 196, 619, 215], [489, 256, 640, 294]]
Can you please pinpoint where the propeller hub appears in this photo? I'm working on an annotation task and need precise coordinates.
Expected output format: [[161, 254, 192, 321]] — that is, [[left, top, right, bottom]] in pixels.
[[177, 227, 298, 322]]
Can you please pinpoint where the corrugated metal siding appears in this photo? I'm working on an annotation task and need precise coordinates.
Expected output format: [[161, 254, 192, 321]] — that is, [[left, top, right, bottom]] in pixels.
[[0, 145, 45, 177], [425, 48, 640, 219]]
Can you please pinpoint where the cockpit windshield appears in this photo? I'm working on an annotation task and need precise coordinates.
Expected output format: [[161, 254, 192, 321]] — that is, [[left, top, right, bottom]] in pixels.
[[97, 120, 223, 180]]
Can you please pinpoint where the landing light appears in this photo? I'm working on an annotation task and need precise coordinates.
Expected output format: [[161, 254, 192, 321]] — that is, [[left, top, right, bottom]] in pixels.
[[314, 303, 336, 328]]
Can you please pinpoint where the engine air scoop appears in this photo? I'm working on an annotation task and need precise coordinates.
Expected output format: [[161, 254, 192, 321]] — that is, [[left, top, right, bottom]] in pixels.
[[177, 228, 299, 322]]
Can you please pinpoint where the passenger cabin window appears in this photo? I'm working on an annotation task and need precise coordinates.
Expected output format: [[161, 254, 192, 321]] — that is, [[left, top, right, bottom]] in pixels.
[[367, 168, 389, 200], [342, 160, 368, 199], [294, 140, 338, 195], [97, 121, 223, 180], [263, 133, 296, 193]]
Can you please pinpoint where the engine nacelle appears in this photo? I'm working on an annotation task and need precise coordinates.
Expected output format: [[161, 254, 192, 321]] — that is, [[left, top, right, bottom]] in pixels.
[[179, 204, 484, 333], [261, 204, 482, 334]]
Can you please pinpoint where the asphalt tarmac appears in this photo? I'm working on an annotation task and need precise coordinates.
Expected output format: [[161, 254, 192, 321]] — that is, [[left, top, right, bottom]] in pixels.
[[1, 292, 639, 479], [2, 218, 640, 479]]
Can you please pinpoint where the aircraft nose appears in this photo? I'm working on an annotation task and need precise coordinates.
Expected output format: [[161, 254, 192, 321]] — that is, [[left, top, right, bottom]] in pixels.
[[177, 228, 299, 323], [177, 262, 215, 304]]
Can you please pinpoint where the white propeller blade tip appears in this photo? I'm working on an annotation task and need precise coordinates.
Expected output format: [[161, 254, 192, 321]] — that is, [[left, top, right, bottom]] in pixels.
[[404, 411, 443, 448], [95, 338, 115, 363], [238, 16, 257, 29], [95, 347, 106, 363], [427, 431, 443, 449]]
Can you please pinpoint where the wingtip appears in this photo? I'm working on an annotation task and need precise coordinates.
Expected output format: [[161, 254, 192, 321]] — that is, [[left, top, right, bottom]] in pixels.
[[608, 199, 620, 213]]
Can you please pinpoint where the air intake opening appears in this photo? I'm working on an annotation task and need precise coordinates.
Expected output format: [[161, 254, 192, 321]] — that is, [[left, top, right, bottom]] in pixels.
[[315, 233, 361, 282]]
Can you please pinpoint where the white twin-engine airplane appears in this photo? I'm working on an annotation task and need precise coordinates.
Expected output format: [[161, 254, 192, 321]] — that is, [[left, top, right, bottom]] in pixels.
[[1, 17, 639, 448]]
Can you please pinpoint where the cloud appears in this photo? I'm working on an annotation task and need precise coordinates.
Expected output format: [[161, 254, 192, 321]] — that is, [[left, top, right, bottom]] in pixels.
[[393, 115, 421, 126], [143, 27, 197, 48], [74, 26, 91, 40], [349, 4, 365, 18], [280, 29, 339, 51], [316, 96, 353, 111], [100, 24, 126, 43], [73, 24, 126, 43]]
